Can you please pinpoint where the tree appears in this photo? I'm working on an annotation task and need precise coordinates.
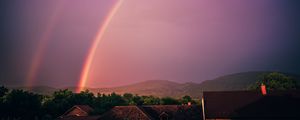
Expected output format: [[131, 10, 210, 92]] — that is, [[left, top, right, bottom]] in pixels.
[[3, 89, 43, 119], [123, 93, 133, 100], [108, 92, 127, 106], [143, 96, 160, 105], [123, 93, 134, 105], [70, 90, 94, 106], [0, 86, 8, 97], [43, 89, 74, 117], [160, 97, 180, 105], [0, 86, 8, 116], [0, 86, 197, 118], [248, 72, 298, 90], [93, 92, 127, 114], [181, 95, 192, 104]]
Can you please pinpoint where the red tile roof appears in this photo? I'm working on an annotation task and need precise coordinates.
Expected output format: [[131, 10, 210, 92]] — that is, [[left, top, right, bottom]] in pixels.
[[60, 105, 94, 118], [74, 105, 94, 114], [139, 105, 202, 120], [100, 106, 152, 120], [99, 105, 202, 120], [58, 115, 101, 120]]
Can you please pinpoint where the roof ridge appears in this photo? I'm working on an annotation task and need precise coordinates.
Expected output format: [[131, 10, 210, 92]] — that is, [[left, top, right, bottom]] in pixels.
[[136, 106, 155, 120], [59, 105, 91, 118], [114, 105, 137, 107]]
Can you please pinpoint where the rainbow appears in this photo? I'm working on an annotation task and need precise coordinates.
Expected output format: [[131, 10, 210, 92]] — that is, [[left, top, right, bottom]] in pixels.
[[26, 2, 64, 87], [76, 0, 124, 92]]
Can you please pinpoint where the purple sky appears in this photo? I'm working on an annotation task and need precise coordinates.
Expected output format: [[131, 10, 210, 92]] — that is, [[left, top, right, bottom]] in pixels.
[[0, 0, 300, 88]]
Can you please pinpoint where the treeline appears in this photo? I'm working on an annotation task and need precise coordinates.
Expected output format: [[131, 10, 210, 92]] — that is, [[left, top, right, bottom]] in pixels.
[[0, 86, 198, 120]]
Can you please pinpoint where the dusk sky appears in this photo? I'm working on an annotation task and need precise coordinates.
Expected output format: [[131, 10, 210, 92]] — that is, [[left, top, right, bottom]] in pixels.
[[0, 0, 299, 88]]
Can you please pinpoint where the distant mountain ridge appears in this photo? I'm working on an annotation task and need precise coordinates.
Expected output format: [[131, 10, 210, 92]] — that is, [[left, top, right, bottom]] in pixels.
[[87, 71, 276, 98], [11, 86, 57, 95], [9, 71, 300, 98]]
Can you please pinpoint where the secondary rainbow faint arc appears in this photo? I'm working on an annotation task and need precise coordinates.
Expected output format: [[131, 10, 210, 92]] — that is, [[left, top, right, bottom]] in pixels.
[[77, 0, 124, 92], [26, 1, 64, 87]]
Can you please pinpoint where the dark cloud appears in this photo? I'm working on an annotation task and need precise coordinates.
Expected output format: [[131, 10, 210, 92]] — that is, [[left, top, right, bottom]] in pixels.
[[0, 0, 299, 87]]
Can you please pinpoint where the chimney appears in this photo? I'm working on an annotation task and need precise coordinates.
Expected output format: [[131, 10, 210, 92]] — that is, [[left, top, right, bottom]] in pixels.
[[261, 83, 267, 95], [188, 102, 192, 106]]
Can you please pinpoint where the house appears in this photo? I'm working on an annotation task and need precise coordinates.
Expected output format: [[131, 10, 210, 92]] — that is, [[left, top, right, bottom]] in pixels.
[[139, 105, 202, 120], [59, 86, 300, 120], [100, 105, 202, 120], [202, 90, 300, 120], [57, 116, 101, 120], [99, 106, 152, 120], [58, 105, 101, 120], [59, 105, 202, 120]]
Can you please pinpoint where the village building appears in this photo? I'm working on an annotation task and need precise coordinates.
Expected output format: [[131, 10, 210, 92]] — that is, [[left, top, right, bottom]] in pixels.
[[59, 87, 300, 120], [59, 105, 201, 120], [58, 105, 101, 120], [100, 105, 202, 120], [202, 91, 300, 120]]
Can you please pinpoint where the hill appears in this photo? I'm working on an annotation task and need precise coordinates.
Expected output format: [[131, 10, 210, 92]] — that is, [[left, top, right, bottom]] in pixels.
[[86, 71, 299, 98], [88, 80, 183, 97], [180, 71, 273, 98], [11, 71, 300, 98], [10, 86, 57, 95]]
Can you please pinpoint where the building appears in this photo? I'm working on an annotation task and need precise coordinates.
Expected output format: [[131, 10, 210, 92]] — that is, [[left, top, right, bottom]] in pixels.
[[59, 87, 300, 120], [59, 105, 202, 120], [58, 105, 101, 120], [100, 105, 202, 120], [202, 90, 300, 120]]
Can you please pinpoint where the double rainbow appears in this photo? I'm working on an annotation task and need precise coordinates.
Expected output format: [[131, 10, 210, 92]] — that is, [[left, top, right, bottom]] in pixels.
[[26, 1, 65, 87], [76, 0, 124, 92], [25, 0, 123, 91]]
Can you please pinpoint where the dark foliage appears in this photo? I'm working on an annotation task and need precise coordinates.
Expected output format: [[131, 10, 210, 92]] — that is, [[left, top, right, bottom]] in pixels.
[[248, 72, 298, 90], [160, 97, 180, 105], [1, 89, 42, 119], [0, 86, 193, 119]]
